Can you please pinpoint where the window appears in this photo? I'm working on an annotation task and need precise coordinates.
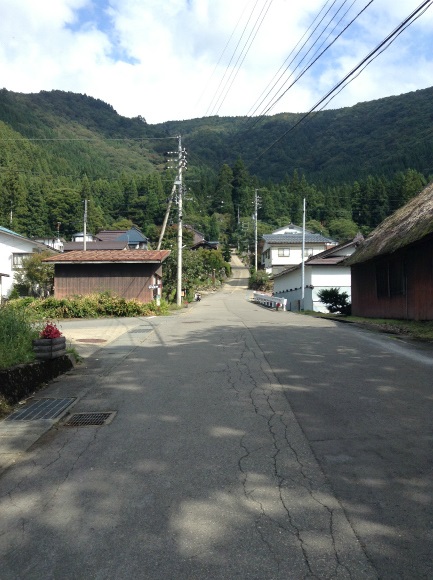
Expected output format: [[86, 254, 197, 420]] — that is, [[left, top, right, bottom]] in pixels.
[[278, 248, 290, 257], [389, 261, 405, 296], [376, 260, 406, 298], [376, 264, 389, 298], [12, 253, 32, 268], [304, 248, 313, 257]]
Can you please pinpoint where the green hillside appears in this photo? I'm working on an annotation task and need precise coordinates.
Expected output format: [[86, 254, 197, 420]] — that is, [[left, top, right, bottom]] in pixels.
[[155, 86, 433, 184], [0, 87, 432, 245]]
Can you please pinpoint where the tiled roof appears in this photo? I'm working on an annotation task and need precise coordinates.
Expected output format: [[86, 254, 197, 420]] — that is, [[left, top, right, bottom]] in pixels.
[[263, 233, 336, 244], [96, 228, 148, 243], [43, 250, 170, 263]]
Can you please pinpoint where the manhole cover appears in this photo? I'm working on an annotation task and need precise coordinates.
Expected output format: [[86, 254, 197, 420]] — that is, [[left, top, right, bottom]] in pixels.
[[63, 412, 116, 427], [76, 339, 107, 343], [6, 398, 76, 421]]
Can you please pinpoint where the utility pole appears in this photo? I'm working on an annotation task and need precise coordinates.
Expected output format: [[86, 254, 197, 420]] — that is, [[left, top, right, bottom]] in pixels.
[[83, 199, 88, 251], [254, 189, 259, 272], [301, 197, 306, 309], [176, 136, 187, 307], [157, 182, 176, 250]]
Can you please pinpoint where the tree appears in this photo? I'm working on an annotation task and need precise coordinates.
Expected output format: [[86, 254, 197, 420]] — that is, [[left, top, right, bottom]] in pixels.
[[13, 251, 55, 297], [231, 158, 251, 218], [317, 288, 351, 315], [328, 218, 358, 241], [213, 164, 234, 216]]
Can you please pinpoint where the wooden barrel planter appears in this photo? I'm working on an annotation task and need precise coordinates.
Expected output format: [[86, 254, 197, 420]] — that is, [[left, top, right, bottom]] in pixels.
[[32, 337, 67, 360]]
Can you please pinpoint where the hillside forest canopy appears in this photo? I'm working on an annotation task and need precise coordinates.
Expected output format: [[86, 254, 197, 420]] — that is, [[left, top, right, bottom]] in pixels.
[[0, 87, 432, 248]]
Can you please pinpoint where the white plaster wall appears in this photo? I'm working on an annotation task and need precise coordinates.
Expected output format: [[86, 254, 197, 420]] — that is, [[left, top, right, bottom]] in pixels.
[[0, 235, 42, 297]]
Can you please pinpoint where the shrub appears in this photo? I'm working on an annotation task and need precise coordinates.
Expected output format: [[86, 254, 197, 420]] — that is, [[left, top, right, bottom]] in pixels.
[[6, 294, 169, 319], [317, 288, 352, 315], [248, 270, 272, 291], [0, 306, 39, 369]]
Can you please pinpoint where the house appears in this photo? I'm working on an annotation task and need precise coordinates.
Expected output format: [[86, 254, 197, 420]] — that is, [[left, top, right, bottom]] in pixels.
[[273, 236, 362, 312], [184, 225, 206, 246], [345, 181, 433, 320], [43, 249, 170, 304], [262, 224, 337, 275], [63, 241, 129, 252], [191, 240, 219, 251], [0, 226, 55, 299], [96, 227, 148, 250]]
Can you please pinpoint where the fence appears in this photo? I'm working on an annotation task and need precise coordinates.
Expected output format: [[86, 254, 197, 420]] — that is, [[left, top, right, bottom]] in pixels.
[[252, 292, 287, 311]]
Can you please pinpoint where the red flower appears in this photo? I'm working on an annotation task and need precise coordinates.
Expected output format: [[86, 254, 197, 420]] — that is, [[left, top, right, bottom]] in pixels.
[[40, 323, 62, 339]]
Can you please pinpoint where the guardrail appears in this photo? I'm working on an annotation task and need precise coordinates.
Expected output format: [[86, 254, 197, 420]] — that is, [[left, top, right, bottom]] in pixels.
[[252, 292, 287, 311]]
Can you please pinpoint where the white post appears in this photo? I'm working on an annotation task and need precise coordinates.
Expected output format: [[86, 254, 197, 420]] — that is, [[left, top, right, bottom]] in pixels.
[[254, 189, 258, 272], [301, 197, 306, 309], [83, 199, 88, 251]]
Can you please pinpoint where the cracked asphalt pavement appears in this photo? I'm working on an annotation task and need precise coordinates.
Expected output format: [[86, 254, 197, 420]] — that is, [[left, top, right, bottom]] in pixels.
[[0, 257, 431, 579]]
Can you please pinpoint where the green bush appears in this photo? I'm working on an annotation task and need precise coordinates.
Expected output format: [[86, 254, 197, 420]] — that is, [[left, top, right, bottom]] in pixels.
[[6, 294, 170, 319], [248, 270, 271, 291], [0, 306, 39, 369], [317, 288, 351, 315]]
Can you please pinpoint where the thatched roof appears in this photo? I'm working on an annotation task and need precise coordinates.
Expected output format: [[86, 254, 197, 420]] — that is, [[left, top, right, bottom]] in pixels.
[[345, 181, 433, 266]]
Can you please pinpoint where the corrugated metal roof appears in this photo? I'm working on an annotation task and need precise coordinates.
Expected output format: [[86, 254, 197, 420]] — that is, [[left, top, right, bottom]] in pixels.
[[43, 250, 170, 263], [263, 233, 336, 244], [63, 241, 128, 251]]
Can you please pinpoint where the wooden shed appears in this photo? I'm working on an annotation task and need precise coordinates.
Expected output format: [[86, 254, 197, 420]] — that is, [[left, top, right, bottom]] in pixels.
[[43, 250, 170, 303], [345, 181, 433, 320]]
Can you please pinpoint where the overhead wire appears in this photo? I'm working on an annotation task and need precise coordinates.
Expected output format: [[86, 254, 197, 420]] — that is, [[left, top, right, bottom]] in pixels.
[[309, 2, 433, 116], [213, 0, 274, 116], [205, 0, 262, 116], [194, 1, 250, 112], [245, 0, 342, 121], [251, 0, 373, 123], [252, 0, 433, 163]]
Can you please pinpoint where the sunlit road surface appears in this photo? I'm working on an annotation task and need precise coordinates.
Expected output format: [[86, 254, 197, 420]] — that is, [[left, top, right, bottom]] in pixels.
[[0, 260, 431, 579]]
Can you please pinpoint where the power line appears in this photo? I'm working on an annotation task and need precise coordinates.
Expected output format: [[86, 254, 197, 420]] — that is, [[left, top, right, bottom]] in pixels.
[[0, 136, 178, 141], [205, 0, 262, 116], [194, 1, 250, 112], [213, 0, 274, 116], [253, 0, 373, 122], [253, 0, 433, 163], [245, 0, 341, 120]]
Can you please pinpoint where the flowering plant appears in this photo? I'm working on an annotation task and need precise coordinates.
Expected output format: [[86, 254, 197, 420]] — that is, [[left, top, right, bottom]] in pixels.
[[40, 322, 63, 339]]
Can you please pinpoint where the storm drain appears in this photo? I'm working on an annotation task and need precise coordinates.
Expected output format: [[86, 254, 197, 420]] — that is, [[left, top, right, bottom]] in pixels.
[[129, 328, 152, 334], [6, 398, 76, 421], [63, 412, 116, 427]]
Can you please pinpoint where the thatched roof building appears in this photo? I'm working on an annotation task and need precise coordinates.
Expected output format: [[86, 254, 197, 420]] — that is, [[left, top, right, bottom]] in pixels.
[[346, 181, 433, 266], [347, 181, 433, 320]]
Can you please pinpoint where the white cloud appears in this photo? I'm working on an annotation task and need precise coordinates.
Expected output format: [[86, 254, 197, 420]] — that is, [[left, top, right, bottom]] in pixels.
[[0, 0, 432, 123]]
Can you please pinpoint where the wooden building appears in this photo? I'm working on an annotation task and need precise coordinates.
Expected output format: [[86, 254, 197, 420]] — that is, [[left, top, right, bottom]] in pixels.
[[43, 250, 170, 303], [345, 181, 433, 320]]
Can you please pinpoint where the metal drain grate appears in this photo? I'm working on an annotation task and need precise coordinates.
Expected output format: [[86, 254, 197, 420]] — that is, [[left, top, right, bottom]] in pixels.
[[129, 328, 152, 334], [6, 398, 76, 421], [63, 412, 116, 427]]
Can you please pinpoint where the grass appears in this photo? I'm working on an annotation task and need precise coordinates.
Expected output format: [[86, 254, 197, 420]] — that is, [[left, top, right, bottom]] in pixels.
[[302, 311, 433, 341], [0, 306, 40, 370]]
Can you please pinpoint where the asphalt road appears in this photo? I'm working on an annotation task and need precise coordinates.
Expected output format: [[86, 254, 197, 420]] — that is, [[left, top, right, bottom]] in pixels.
[[0, 258, 431, 579]]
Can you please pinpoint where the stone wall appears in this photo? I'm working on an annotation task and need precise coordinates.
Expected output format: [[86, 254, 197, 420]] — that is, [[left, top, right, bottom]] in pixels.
[[0, 356, 74, 406]]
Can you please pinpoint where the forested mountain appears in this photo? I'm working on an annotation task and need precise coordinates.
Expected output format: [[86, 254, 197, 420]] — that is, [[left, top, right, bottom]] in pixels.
[[0, 87, 432, 246]]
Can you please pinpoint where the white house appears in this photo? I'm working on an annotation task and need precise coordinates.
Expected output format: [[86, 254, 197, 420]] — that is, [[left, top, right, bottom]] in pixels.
[[261, 224, 337, 275], [0, 226, 54, 299], [272, 236, 362, 312]]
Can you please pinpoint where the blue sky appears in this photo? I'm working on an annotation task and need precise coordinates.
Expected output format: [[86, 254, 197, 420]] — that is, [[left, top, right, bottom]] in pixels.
[[0, 0, 432, 123]]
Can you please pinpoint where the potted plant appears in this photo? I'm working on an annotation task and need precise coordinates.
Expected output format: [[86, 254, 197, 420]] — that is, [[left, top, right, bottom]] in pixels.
[[33, 323, 67, 360]]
